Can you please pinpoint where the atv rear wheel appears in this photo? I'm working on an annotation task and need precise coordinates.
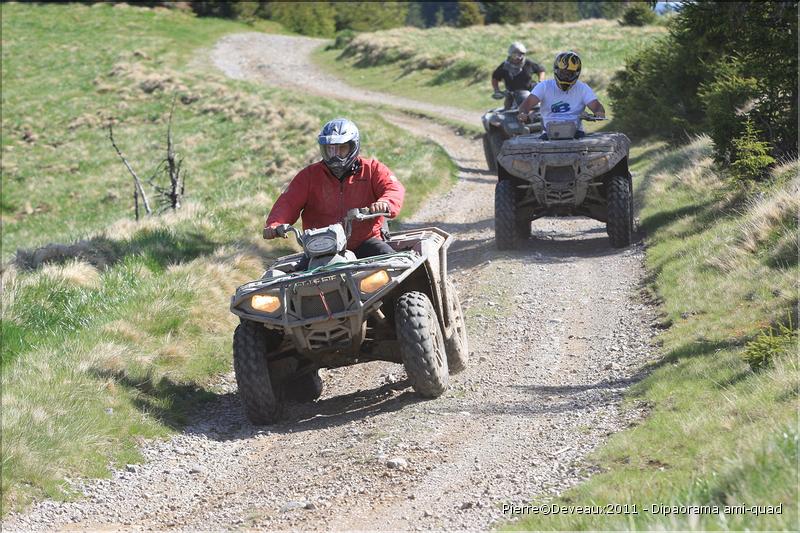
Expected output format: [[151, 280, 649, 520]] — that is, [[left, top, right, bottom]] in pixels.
[[482, 133, 497, 172], [606, 175, 633, 248], [444, 280, 469, 374], [233, 320, 281, 425], [285, 370, 323, 403], [395, 291, 449, 397], [495, 179, 524, 250]]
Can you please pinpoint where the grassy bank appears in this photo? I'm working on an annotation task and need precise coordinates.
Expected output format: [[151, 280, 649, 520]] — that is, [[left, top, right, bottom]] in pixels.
[[508, 138, 799, 531], [0, 3, 454, 512], [313, 19, 666, 114]]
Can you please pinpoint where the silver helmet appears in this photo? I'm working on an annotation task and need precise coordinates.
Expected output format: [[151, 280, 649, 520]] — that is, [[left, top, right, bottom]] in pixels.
[[507, 42, 527, 65], [318, 118, 360, 178]]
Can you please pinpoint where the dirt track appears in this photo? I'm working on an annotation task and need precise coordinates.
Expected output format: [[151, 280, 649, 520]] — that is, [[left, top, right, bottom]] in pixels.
[[5, 33, 658, 531]]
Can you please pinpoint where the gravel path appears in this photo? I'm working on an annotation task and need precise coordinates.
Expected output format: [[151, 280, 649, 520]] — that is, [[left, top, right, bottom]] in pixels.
[[4, 33, 658, 531]]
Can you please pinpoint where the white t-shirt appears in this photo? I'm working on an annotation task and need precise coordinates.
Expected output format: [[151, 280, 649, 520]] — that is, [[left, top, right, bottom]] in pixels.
[[532, 79, 598, 132]]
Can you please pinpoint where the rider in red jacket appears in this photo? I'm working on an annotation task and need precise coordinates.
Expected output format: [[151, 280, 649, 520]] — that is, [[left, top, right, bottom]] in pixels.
[[263, 118, 405, 257]]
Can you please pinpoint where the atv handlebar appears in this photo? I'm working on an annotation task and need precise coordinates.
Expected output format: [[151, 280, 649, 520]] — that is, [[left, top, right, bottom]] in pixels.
[[264, 207, 391, 244], [346, 207, 391, 222], [579, 113, 609, 122]]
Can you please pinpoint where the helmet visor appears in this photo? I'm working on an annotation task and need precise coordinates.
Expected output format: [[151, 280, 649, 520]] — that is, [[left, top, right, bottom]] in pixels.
[[321, 142, 353, 160], [555, 68, 580, 82]]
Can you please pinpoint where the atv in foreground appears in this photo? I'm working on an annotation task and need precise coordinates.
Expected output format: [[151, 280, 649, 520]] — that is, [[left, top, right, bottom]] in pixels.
[[494, 116, 633, 249], [481, 90, 542, 172], [230, 208, 469, 425]]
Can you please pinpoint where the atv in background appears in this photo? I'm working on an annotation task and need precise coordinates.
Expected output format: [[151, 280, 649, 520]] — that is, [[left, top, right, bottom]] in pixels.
[[494, 115, 634, 249], [230, 208, 469, 425], [482, 89, 542, 172]]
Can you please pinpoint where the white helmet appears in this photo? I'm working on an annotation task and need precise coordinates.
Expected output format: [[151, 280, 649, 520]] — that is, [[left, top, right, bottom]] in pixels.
[[508, 42, 527, 65]]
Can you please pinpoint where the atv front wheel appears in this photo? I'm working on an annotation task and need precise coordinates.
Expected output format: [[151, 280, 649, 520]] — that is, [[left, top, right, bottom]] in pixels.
[[606, 175, 633, 248], [233, 320, 282, 425], [482, 133, 497, 172], [444, 280, 469, 374], [495, 179, 524, 250], [395, 292, 449, 397], [488, 130, 505, 168]]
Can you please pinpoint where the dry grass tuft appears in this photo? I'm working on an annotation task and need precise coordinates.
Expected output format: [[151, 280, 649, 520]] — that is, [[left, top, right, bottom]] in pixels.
[[83, 341, 133, 373], [13, 239, 117, 271], [40, 260, 101, 289], [102, 320, 147, 345], [739, 176, 800, 255]]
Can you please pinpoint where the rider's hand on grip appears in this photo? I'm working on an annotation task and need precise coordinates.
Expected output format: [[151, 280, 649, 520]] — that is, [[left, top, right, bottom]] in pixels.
[[369, 201, 390, 214], [492, 91, 505, 100], [263, 226, 277, 240]]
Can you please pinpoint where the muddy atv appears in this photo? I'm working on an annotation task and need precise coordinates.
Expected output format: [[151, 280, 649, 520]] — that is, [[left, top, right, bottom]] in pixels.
[[494, 116, 633, 249], [230, 208, 469, 425], [482, 90, 542, 172]]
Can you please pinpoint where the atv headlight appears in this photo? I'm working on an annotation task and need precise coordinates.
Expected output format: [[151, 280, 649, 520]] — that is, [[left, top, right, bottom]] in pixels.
[[359, 270, 390, 294], [586, 154, 610, 170], [512, 159, 533, 174], [251, 293, 281, 313]]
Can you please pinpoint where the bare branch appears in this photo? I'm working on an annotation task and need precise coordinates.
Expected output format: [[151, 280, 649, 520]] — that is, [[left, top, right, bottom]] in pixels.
[[108, 123, 152, 217], [166, 94, 181, 209]]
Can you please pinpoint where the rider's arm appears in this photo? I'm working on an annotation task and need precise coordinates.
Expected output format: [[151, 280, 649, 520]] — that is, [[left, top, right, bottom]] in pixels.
[[264, 169, 309, 229], [491, 64, 505, 92], [370, 160, 405, 218], [518, 93, 541, 115], [587, 99, 605, 118], [538, 70, 546, 82]]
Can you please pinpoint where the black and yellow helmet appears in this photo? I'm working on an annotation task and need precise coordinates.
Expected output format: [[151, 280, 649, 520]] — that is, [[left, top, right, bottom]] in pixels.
[[554, 51, 582, 91]]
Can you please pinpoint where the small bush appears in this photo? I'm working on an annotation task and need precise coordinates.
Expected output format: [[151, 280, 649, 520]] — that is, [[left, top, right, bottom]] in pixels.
[[742, 321, 797, 371], [330, 29, 357, 50], [267, 2, 336, 37], [620, 4, 656, 26], [456, 1, 484, 27], [699, 60, 760, 163], [730, 120, 776, 182]]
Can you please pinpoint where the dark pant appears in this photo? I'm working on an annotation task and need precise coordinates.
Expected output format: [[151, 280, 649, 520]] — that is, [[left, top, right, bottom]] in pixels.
[[353, 237, 394, 258]]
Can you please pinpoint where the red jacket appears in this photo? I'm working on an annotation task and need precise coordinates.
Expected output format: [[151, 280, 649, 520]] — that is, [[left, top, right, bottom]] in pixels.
[[265, 157, 405, 250]]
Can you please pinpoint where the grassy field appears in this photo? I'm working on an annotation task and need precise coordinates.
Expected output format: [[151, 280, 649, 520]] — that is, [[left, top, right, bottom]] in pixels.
[[507, 140, 799, 531], [3, 6, 797, 528], [313, 19, 666, 114], [0, 3, 454, 512]]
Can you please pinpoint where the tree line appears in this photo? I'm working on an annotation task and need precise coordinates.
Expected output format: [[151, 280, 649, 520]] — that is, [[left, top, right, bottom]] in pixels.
[[609, 1, 797, 181], [188, 1, 653, 33]]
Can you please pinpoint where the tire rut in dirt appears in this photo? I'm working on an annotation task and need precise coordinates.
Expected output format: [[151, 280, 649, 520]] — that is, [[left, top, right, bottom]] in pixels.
[[394, 291, 449, 397], [606, 175, 633, 248], [232, 320, 281, 425]]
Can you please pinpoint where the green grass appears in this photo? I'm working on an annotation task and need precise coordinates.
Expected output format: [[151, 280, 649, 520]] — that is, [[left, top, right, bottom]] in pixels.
[[506, 138, 799, 531], [313, 19, 666, 114], [0, 2, 455, 513]]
